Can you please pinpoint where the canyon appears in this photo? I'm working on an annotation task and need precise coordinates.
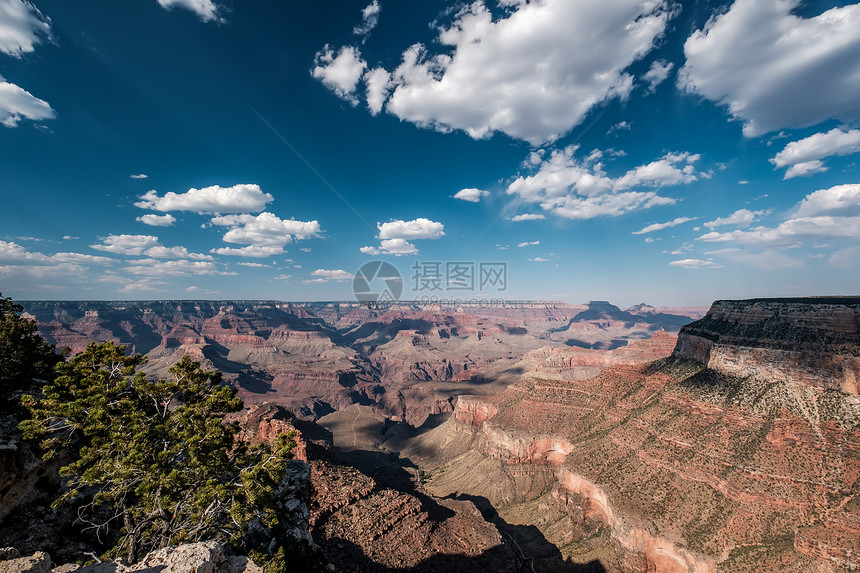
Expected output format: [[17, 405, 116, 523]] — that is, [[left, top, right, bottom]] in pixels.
[[6, 297, 859, 571], [394, 298, 860, 572]]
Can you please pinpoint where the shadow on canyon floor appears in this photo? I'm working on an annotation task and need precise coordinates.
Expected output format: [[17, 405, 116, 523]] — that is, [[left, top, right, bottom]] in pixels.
[[446, 492, 607, 573], [329, 444, 605, 573]]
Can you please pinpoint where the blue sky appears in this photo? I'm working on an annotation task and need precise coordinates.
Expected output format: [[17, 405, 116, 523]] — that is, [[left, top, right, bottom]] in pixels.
[[1, 0, 859, 306]]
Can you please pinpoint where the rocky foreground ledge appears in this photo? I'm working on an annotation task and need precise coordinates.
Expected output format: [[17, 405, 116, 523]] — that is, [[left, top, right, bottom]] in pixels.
[[674, 297, 860, 393], [0, 542, 270, 573]]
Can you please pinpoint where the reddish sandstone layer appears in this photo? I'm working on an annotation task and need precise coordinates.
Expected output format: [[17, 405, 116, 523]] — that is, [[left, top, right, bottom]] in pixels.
[[404, 329, 860, 573]]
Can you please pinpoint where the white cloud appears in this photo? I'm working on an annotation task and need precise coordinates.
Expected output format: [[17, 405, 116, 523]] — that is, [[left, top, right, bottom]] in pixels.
[[135, 184, 273, 214], [211, 245, 285, 258], [143, 245, 212, 260], [782, 161, 827, 179], [212, 212, 320, 244], [704, 208, 768, 229], [156, 0, 223, 23], [0, 77, 54, 127], [0, 240, 114, 266], [91, 234, 160, 255], [117, 279, 167, 294], [679, 0, 860, 137], [208, 212, 320, 258], [643, 60, 674, 93], [771, 128, 860, 179], [510, 213, 545, 222], [364, 67, 391, 115], [386, 0, 673, 144], [125, 258, 231, 277], [669, 258, 721, 270], [506, 146, 701, 220], [698, 185, 860, 248], [794, 184, 860, 218], [0, 0, 51, 57], [130, 173, 148, 179], [614, 152, 702, 190], [360, 238, 419, 256], [353, 0, 381, 38], [607, 121, 631, 135], [698, 217, 860, 247], [377, 218, 444, 240], [136, 213, 176, 227], [235, 262, 268, 268], [310, 269, 352, 281], [632, 216, 696, 235], [312, 45, 367, 105], [316, 0, 673, 144], [529, 257, 550, 262], [453, 188, 489, 203], [517, 240, 539, 247]]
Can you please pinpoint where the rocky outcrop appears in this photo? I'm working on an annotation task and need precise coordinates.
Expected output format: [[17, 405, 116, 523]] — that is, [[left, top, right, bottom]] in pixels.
[[0, 543, 262, 573], [674, 298, 860, 394], [400, 326, 860, 573], [308, 459, 518, 572]]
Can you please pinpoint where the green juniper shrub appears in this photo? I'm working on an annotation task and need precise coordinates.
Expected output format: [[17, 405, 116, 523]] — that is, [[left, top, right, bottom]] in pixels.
[[20, 341, 297, 568]]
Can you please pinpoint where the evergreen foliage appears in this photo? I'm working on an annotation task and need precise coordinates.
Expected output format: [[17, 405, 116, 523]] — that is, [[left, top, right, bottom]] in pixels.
[[20, 341, 296, 565], [0, 292, 62, 411]]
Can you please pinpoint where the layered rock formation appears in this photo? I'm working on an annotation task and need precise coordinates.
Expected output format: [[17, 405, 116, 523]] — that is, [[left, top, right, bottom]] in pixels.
[[235, 402, 519, 571], [674, 297, 860, 394], [396, 301, 860, 572], [21, 300, 699, 427]]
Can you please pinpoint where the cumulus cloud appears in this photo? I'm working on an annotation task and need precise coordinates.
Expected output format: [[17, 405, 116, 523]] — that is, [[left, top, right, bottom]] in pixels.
[[510, 213, 546, 222], [135, 184, 273, 214], [614, 152, 702, 190], [311, 45, 366, 105], [353, 0, 380, 38], [130, 173, 148, 179], [632, 216, 696, 235], [361, 218, 444, 256], [209, 212, 321, 257], [0, 240, 114, 265], [156, 0, 223, 23], [794, 184, 860, 218], [314, 0, 674, 144], [643, 60, 674, 93], [211, 245, 286, 258], [377, 218, 444, 240], [704, 208, 768, 229], [89, 234, 211, 261], [669, 258, 721, 270], [360, 238, 419, 256], [91, 234, 160, 255], [0, 76, 54, 127], [142, 245, 212, 260], [517, 241, 539, 247], [453, 188, 489, 203], [529, 257, 550, 262], [125, 258, 231, 277], [771, 128, 860, 179], [698, 184, 860, 248], [364, 67, 391, 115], [136, 213, 176, 227], [679, 0, 860, 137], [310, 269, 352, 281], [505, 146, 704, 220], [607, 121, 631, 135], [0, 0, 51, 57]]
